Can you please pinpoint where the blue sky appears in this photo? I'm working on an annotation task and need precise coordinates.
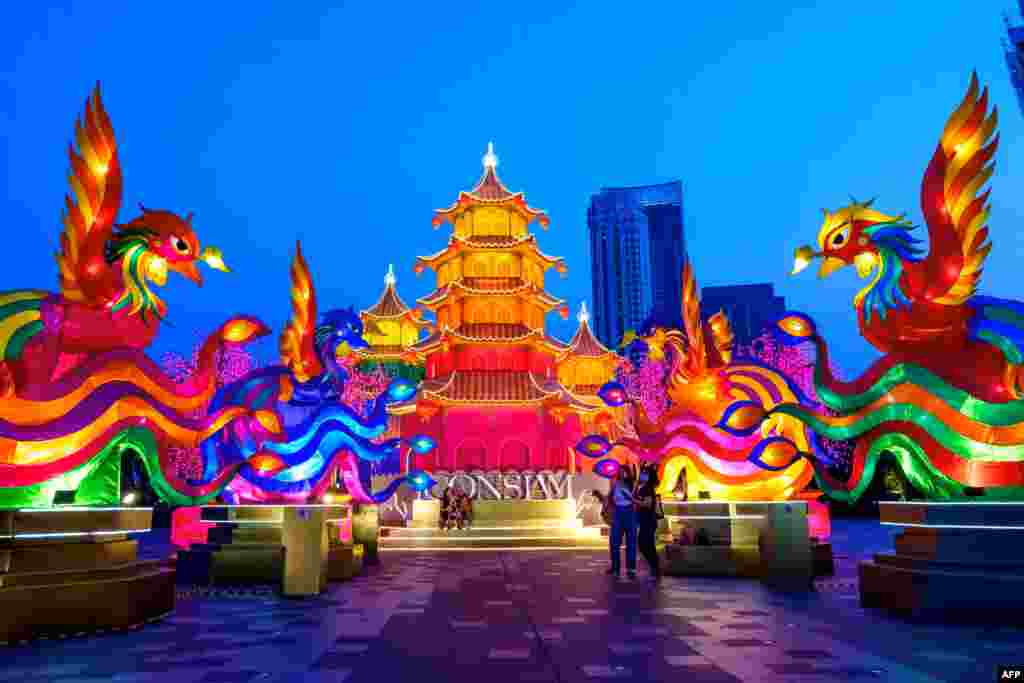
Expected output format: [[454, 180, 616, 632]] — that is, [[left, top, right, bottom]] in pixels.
[[3, 1, 1023, 374]]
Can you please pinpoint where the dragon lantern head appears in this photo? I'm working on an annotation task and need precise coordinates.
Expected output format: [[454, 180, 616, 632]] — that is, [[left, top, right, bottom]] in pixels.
[[791, 199, 920, 280], [316, 307, 371, 362]]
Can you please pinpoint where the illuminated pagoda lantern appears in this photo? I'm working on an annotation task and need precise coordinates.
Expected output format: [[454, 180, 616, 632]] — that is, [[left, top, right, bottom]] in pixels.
[[357, 264, 432, 381], [555, 301, 626, 440], [389, 143, 597, 473]]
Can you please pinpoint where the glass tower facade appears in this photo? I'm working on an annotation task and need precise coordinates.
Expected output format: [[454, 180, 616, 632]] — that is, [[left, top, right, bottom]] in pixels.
[[699, 283, 786, 350], [587, 181, 684, 351], [1007, 2, 1024, 117]]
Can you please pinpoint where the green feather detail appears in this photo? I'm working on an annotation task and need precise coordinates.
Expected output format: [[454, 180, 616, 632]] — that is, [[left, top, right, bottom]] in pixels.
[[6, 320, 43, 361], [977, 330, 1024, 365]]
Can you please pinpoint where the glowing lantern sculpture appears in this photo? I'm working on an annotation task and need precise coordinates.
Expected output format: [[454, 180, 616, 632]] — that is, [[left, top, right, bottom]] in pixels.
[[775, 73, 1024, 502], [577, 260, 822, 501], [0, 84, 264, 508]]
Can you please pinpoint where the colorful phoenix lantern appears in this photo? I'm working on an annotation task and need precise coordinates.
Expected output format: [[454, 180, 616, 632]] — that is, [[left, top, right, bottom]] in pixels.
[[577, 261, 821, 501], [779, 73, 1024, 501], [191, 242, 437, 504], [0, 84, 267, 508]]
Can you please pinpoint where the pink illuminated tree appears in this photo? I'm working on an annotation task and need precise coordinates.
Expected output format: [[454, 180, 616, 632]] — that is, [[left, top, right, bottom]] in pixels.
[[159, 337, 261, 479], [340, 364, 391, 417], [737, 330, 853, 471], [615, 356, 670, 423]]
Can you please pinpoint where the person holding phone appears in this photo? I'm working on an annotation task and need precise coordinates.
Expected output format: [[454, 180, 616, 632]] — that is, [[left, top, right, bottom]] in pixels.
[[606, 464, 638, 579], [634, 461, 662, 582]]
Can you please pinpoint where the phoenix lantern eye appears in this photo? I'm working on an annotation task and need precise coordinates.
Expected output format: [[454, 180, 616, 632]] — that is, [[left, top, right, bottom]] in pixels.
[[172, 236, 190, 254], [829, 223, 850, 248]]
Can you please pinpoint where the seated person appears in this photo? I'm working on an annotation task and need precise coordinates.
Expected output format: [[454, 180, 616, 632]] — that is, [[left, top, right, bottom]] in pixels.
[[448, 485, 466, 530], [439, 487, 453, 531]]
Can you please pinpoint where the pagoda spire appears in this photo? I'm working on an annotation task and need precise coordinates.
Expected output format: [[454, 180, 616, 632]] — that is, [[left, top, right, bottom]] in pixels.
[[482, 141, 498, 170], [385, 263, 396, 286], [577, 301, 590, 324]]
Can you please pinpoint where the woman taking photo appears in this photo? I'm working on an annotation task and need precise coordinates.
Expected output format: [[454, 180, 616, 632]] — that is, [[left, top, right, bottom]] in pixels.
[[606, 464, 638, 579], [634, 462, 662, 581]]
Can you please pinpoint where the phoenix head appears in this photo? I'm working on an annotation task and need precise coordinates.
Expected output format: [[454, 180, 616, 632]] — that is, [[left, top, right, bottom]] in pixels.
[[791, 199, 923, 281], [104, 205, 229, 319]]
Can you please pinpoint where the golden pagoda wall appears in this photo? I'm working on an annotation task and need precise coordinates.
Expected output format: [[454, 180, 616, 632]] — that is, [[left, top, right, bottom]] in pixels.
[[557, 358, 615, 390], [437, 261, 462, 287], [364, 319, 402, 347], [463, 296, 520, 325], [452, 206, 531, 241], [400, 321, 421, 347], [523, 261, 543, 287]]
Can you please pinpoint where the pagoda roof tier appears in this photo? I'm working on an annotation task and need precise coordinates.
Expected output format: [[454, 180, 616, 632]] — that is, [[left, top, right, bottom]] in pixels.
[[361, 265, 432, 328], [431, 144, 550, 230], [423, 370, 554, 404], [355, 345, 424, 363], [386, 371, 599, 413], [402, 325, 569, 359], [416, 280, 564, 312], [558, 302, 615, 361], [450, 323, 536, 342], [462, 277, 525, 290], [536, 378, 603, 413], [570, 384, 606, 395], [410, 329, 444, 352], [413, 235, 568, 275]]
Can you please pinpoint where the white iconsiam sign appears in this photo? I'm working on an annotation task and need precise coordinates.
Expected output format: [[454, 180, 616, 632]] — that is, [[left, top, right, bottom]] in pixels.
[[418, 470, 573, 500]]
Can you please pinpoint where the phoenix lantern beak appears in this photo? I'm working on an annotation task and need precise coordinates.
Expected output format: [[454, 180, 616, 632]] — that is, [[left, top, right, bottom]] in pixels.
[[790, 245, 848, 279], [817, 256, 846, 279], [201, 246, 230, 273], [790, 245, 817, 275]]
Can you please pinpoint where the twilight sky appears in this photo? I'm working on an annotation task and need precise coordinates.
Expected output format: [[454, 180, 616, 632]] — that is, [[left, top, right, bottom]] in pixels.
[[2, 1, 1023, 374]]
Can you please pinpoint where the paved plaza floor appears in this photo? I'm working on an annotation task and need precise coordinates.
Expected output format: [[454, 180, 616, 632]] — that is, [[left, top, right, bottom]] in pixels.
[[2, 519, 1021, 682]]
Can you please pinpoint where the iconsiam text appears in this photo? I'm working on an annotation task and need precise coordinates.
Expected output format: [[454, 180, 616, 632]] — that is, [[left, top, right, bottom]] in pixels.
[[417, 470, 573, 500]]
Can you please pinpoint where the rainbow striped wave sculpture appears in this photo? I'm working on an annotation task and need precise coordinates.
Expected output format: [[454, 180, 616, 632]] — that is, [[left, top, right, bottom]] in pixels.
[[577, 261, 823, 501], [777, 73, 1024, 501]]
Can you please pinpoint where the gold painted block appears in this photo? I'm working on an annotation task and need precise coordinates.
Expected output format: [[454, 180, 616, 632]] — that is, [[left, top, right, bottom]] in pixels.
[[201, 505, 283, 523], [352, 505, 379, 565], [281, 507, 331, 596], [0, 508, 174, 641], [208, 547, 285, 584], [6, 507, 152, 538], [327, 544, 365, 581], [0, 564, 174, 642], [1, 539, 138, 574]]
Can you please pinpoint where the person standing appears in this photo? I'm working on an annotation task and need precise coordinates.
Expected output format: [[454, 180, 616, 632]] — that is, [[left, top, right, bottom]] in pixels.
[[439, 486, 456, 531], [606, 464, 638, 579], [635, 462, 662, 582]]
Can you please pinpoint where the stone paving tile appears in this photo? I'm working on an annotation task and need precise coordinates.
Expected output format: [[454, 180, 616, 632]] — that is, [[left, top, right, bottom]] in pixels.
[[2, 520, 1007, 683]]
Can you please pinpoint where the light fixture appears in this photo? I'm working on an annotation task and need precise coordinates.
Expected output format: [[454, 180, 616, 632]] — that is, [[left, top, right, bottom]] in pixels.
[[122, 491, 140, 506]]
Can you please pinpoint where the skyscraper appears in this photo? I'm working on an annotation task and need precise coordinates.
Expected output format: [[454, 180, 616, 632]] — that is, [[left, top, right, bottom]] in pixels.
[[642, 198, 686, 331], [1007, 2, 1024, 116], [699, 283, 786, 349], [587, 181, 684, 350]]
